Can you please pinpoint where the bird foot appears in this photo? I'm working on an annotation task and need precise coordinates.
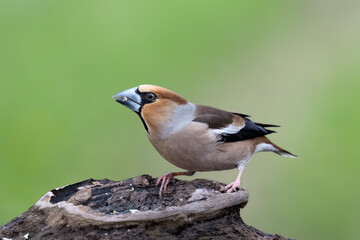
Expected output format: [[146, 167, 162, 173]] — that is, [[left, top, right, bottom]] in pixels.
[[225, 179, 241, 193], [156, 172, 176, 197]]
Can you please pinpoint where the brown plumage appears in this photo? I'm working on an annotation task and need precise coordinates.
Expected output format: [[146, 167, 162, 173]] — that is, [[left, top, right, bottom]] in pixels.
[[113, 84, 297, 196]]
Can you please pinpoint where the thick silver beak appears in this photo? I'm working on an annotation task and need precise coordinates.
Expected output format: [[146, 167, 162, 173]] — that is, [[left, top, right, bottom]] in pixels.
[[113, 87, 142, 113]]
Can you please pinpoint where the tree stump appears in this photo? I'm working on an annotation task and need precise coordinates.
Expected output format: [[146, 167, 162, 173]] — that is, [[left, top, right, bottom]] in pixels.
[[0, 175, 293, 240]]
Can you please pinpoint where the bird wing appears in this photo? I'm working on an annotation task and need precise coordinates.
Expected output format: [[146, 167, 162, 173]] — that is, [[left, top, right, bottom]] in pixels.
[[193, 105, 279, 143]]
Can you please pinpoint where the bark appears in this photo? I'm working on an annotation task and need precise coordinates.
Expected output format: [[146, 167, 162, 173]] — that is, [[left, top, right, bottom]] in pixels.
[[0, 175, 294, 240]]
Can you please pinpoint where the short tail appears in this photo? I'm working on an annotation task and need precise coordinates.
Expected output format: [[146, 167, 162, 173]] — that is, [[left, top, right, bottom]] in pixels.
[[254, 137, 298, 158], [274, 148, 298, 158], [272, 143, 298, 158]]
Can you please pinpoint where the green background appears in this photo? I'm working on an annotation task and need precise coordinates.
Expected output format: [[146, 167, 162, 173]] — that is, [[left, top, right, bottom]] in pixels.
[[1, 1, 359, 239]]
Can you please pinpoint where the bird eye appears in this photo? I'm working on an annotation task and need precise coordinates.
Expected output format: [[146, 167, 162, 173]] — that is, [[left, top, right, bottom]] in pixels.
[[146, 92, 156, 101]]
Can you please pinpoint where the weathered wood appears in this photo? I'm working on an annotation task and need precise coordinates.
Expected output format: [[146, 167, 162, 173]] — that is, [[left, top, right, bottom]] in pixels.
[[0, 175, 294, 240]]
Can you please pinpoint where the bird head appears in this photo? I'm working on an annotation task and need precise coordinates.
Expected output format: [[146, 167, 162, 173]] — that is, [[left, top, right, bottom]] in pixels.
[[113, 85, 193, 136]]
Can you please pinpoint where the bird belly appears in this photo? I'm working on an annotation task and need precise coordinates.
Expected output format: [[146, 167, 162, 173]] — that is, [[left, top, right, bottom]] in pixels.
[[148, 123, 254, 172]]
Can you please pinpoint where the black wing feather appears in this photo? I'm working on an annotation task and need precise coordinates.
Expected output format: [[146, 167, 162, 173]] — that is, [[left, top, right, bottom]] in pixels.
[[220, 118, 277, 143], [232, 112, 251, 118], [254, 122, 280, 128], [193, 105, 277, 143]]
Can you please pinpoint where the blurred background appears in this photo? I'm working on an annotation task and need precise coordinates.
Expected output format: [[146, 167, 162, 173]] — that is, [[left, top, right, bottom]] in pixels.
[[1, 1, 359, 239]]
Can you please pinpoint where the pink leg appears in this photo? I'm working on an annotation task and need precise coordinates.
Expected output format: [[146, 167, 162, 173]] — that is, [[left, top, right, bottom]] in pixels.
[[156, 171, 194, 197], [225, 167, 244, 193]]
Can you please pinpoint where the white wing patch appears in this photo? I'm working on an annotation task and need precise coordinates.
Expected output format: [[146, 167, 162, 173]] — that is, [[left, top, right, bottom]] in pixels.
[[211, 124, 244, 135]]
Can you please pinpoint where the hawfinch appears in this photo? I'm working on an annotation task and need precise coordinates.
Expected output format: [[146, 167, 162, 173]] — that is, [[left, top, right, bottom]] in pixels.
[[113, 85, 297, 196]]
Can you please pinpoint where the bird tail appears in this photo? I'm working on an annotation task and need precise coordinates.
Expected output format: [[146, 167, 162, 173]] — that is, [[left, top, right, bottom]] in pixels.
[[271, 142, 298, 158], [274, 148, 298, 158], [254, 137, 298, 158]]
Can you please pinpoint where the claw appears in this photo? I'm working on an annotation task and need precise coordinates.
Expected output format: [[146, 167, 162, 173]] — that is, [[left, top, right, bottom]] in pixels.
[[225, 166, 244, 193], [225, 179, 241, 193], [156, 172, 175, 198], [156, 171, 192, 197]]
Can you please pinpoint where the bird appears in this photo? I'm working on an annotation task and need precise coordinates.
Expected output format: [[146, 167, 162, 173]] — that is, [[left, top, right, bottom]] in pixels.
[[113, 84, 297, 197]]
